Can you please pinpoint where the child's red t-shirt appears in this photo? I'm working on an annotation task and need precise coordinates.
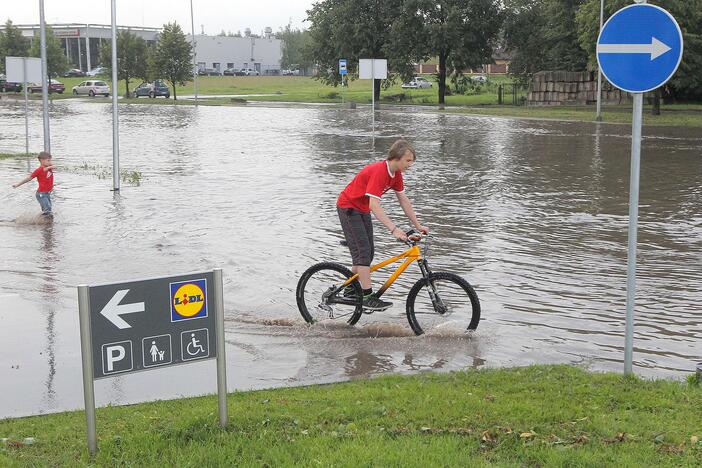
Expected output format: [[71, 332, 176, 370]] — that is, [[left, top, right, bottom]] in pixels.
[[337, 161, 404, 213], [31, 166, 54, 192]]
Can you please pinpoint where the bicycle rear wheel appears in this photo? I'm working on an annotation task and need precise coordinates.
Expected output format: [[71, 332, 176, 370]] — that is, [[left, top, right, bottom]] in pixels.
[[406, 272, 480, 336], [296, 262, 363, 326]]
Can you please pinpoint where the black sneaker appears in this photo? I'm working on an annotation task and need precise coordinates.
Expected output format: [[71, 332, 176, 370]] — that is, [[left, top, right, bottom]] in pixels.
[[342, 286, 358, 299], [362, 295, 393, 312]]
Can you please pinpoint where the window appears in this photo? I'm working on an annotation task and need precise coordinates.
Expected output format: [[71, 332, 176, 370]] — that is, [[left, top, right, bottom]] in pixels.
[[197, 62, 206, 71], [213, 63, 220, 71], [227, 63, 234, 69]]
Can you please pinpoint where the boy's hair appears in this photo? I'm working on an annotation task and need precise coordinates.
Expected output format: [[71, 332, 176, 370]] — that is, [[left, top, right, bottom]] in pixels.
[[37, 151, 52, 161], [387, 139, 416, 161]]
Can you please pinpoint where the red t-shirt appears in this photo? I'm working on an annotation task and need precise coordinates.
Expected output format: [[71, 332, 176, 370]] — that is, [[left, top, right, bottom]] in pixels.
[[31, 166, 54, 192], [337, 160, 404, 213]]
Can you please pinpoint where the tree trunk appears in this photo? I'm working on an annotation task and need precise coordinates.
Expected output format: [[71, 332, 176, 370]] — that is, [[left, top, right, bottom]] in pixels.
[[438, 52, 447, 105], [125, 78, 130, 98], [652, 89, 661, 115], [172, 80, 177, 100], [373, 78, 380, 103]]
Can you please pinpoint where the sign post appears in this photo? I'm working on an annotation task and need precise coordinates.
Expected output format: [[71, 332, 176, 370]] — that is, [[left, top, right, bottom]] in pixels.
[[339, 59, 347, 105], [596, 1, 683, 375], [6, 56, 42, 167], [359, 59, 388, 138], [77, 269, 228, 456]]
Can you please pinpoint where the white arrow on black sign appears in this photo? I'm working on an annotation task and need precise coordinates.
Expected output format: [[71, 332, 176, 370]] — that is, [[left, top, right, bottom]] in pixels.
[[100, 289, 145, 329], [597, 37, 672, 61]]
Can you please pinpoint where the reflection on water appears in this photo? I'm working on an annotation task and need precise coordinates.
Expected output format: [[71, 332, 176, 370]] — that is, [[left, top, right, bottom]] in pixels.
[[0, 99, 701, 418]]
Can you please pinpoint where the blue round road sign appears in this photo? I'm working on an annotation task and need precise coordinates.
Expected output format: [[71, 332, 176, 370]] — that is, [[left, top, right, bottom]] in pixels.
[[597, 4, 683, 94]]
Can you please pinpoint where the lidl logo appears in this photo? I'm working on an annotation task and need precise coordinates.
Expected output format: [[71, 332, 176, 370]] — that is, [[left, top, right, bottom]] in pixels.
[[170, 279, 208, 322]]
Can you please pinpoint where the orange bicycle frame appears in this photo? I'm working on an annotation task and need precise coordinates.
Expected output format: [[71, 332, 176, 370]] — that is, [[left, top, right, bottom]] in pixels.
[[342, 244, 422, 296]]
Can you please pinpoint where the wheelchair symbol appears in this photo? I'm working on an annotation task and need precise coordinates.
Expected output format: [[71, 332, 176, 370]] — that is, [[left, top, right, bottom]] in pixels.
[[186, 333, 205, 356], [181, 329, 210, 361]]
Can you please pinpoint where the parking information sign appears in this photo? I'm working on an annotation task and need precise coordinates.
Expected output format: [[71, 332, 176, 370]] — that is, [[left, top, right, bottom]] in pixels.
[[78, 269, 227, 455], [88, 272, 216, 378], [339, 59, 348, 75], [596, 3, 683, 94]]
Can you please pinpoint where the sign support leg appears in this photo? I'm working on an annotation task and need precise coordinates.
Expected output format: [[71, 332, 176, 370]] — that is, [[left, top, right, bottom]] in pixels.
[[214, 268, 228, 427], [23, 58, 29, 170], [624, 92, 643, 375], [78, 285, 98, 456]]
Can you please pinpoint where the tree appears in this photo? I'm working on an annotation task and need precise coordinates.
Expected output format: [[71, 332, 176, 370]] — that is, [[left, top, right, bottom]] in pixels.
[[392, 0, 503, 104], [277, 24, 313, 71], [152, 22, 192, 100], [306, 0, 412, 101], [576, 0, 702, 101], [29, 25, 68, 79], [504, 0, 588, 81], [0, 19, 31, 74], [99, 30, 149, 97]]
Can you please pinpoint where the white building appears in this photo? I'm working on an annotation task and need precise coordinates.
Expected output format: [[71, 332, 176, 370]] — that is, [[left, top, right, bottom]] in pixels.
[[15, 23, 283, 75], [188, 34, 282, 75]]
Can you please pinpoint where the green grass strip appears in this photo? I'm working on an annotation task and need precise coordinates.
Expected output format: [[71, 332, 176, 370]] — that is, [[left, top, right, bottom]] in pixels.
[[1, 365, 700, 467]]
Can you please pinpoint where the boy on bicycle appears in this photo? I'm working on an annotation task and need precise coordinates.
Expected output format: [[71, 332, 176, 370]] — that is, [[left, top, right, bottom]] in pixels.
[[337, 139, 429, 311]]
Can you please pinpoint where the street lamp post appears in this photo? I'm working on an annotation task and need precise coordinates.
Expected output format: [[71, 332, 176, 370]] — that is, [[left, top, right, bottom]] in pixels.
[[190, 0, 198, 105], [596, 0, 604, 122]]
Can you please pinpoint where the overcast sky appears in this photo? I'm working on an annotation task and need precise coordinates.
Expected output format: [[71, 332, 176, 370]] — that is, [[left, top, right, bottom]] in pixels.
[[5, 0, 317, 36]]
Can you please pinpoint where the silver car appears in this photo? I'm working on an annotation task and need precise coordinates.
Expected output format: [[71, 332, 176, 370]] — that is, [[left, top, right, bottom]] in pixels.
[[72, 80, 110, 97]]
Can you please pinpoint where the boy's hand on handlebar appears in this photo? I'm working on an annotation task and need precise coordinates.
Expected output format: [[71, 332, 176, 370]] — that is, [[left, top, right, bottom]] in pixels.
[[393, 228, 408, 242], [417, 225, 429, 235]]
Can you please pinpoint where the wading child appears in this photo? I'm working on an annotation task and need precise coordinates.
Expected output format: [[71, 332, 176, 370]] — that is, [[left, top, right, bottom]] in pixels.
[[12, 151, 55, 217], [337, 139, 429, 311]]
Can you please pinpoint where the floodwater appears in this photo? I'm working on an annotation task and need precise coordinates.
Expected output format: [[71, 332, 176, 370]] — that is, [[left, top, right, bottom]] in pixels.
[[0, 98, 700, 419]]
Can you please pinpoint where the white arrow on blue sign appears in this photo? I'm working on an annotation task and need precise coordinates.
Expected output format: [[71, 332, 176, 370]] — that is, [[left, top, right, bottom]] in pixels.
[[597, 3, 683, 94]]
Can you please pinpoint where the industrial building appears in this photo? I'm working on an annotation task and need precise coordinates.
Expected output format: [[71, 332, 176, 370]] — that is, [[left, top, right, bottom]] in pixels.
[[14, 23, 282, 75]]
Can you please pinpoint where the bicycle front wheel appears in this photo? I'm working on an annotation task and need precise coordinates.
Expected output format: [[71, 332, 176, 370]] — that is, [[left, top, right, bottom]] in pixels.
[[406, 272, 480, 336], [296, 262, 363, 326]]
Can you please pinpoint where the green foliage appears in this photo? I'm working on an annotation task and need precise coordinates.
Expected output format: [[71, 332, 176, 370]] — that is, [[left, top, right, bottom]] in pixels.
[[0, 20, 30, 74], [577, 0, 702, 101], [277, 24, 313, 70], [306, 0, 410, 100], [152, 22, 193, 100], [28, 26, 67, 79], [505, 0, 588, 80], [99, 30, 149, 96], [392, 0, 504, 104]]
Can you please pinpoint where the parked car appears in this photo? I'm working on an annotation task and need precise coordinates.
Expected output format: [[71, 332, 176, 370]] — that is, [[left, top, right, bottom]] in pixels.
[[470, 75, 488, 83], [72, 80, 110, 97], [0, 74, 22, 92], [28, 79, 65, 94], [222, 68, 244, 76], [281, 69, 299, 76], [86, 66, 107, 77], [401, 76, 433, 89], [133, 80, 170, 98], [241, 68, 260, 76], [198, 68, 221, 76], [63, 68, 86, 77]]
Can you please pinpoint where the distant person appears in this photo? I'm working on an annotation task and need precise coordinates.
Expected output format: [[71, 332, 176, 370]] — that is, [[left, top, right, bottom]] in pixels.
[[12, 151, 55, 217], [337, 139, 429, 311]]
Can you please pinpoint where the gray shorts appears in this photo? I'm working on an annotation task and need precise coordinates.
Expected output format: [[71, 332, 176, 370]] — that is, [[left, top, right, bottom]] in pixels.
[[337, 207, 374, 266]]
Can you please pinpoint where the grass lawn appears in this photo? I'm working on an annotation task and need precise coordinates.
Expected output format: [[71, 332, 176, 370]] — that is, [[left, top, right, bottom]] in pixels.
[[3, 75, 701, 127], [1, 365, 701, 467]]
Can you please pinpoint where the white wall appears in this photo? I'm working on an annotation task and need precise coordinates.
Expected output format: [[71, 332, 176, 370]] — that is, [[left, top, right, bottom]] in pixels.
[[187, 35, 282, 73]]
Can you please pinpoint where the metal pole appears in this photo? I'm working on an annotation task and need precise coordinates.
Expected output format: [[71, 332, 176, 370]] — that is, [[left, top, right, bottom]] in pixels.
[[86, 25, 91, 73], [110, 0, 120, 192], [624, 92, 643, 375], [78, 285, 97, 456], [77, 35, 83, 71], [371, 59, 375, 136], [38, 0, 50, 153], [596, 0, 604, 122], [213, 268, 228, 428], [190, 0, 198, 105], [23, 58, 29, 161]]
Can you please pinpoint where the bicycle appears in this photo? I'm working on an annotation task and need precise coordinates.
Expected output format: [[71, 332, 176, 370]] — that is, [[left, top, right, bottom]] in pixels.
[[296, 230, 481, 335]]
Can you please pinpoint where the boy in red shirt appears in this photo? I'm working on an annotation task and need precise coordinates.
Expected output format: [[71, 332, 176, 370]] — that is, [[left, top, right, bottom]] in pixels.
[[12, 151, 55, 217], [337, 139, 429, 311]]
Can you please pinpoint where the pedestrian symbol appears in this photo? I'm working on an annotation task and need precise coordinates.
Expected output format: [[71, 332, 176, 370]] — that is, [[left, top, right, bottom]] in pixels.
[[142, 334, 172, 368], [181, 329, 209, 361]]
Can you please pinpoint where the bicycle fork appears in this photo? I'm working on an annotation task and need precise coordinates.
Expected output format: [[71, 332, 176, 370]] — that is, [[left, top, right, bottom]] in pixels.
[[418, 259, 447, 315]]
